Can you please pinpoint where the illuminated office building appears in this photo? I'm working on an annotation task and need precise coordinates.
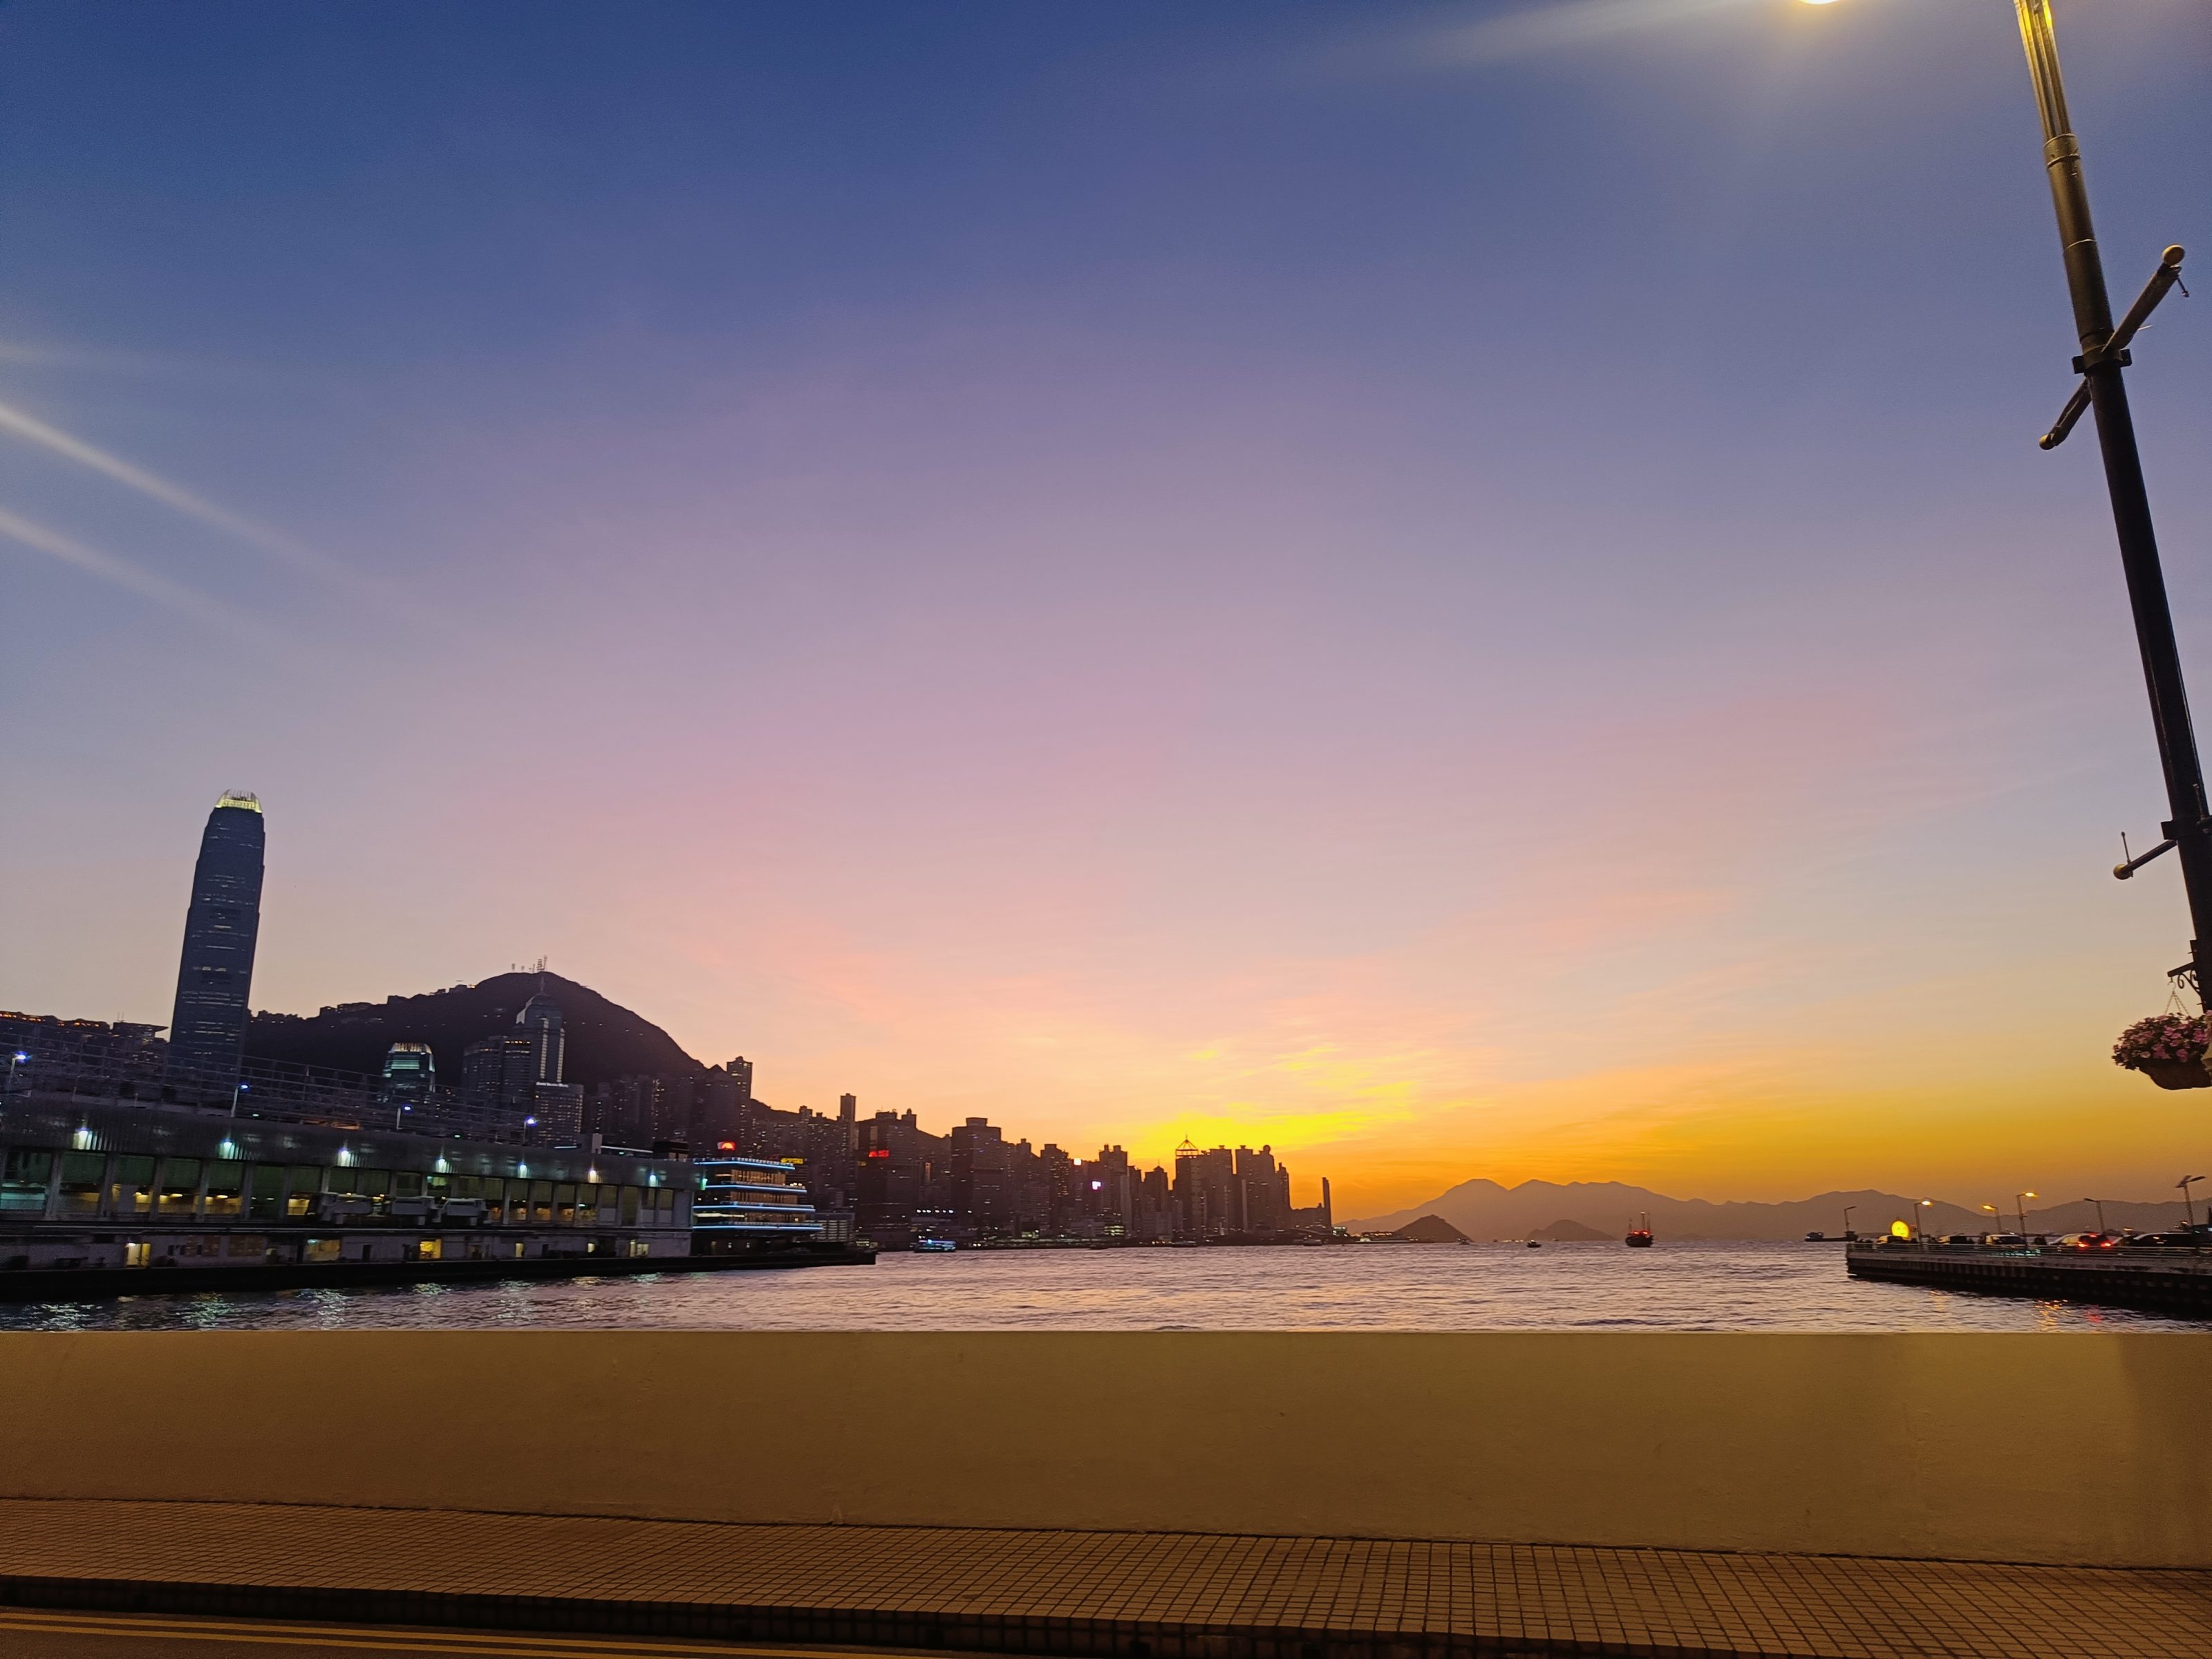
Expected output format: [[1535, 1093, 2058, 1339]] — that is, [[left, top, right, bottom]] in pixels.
[[381, 1042, 436, 1107]]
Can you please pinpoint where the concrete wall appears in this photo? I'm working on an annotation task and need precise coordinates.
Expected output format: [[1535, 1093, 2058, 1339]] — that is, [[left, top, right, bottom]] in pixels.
[[2, 1331, 2206, 1567]]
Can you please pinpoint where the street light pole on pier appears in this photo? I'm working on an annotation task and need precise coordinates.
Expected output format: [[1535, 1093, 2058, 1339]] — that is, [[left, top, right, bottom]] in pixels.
[[2014, 1, 2204, 1002]]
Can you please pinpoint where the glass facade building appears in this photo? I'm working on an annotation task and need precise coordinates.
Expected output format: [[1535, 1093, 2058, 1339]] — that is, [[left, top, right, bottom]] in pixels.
[[382, 1042, 435, 1101], [167, 793, 265, 1084]]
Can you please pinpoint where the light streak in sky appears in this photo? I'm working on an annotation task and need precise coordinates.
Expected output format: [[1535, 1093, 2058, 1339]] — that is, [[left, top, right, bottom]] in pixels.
[[0, 503, 257, 640], [1423, 0, 1762, 66], [0, 395, 370, 599]]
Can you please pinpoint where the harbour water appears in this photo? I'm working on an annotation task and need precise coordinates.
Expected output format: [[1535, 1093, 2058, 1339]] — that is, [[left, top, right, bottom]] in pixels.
[[1, 1239, 2202, 1331]]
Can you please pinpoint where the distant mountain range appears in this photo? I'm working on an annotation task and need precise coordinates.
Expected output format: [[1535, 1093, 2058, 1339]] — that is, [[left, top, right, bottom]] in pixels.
[[246, 972, 706, 1089], [1349, 1178, 2193, 1241]]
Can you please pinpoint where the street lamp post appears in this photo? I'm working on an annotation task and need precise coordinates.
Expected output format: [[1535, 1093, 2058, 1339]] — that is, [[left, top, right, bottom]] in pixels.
[[2082, 1195, 2108, 1233], [2014, 1, 2204, 1001], [2180, 1174, 2206, 1228], [2016, 1190, 2037, 1233]]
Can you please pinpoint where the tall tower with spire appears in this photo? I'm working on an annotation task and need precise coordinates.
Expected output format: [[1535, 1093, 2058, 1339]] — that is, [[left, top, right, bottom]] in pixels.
[[516, 978, 565, 1085], [168, 791, 266, 1081]]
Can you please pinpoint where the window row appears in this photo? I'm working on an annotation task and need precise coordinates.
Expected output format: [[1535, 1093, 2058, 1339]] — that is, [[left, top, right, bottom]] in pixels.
[[0, 1147, 684, 1226]]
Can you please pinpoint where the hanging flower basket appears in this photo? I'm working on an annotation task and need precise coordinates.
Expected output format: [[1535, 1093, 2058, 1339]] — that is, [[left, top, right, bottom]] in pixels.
[[2113, 1014, 2212, 1090]]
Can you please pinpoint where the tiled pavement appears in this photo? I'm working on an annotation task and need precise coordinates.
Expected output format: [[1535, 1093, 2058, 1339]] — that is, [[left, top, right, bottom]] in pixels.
[[1, 1499, 2207, 1659]]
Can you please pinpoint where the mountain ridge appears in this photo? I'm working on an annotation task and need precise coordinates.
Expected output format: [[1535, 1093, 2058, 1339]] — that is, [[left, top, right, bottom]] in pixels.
[[1348, 1177, 2191, 1240]]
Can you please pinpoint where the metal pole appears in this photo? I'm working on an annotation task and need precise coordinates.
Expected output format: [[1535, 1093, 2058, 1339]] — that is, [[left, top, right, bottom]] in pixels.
[[2016, 1, 2212, 1003]]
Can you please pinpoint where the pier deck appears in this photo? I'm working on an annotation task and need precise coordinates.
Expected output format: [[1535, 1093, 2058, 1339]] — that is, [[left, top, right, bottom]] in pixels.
[[1846, 1239, 2212, 1314], [3, 1498, 2207, 1659]]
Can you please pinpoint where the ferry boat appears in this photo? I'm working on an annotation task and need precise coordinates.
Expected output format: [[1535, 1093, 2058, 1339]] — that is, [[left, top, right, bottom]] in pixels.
[[912, 1236, 958, 1253], [690, 1155, 831, 1251], [1625, 1212, 1654, 1248]]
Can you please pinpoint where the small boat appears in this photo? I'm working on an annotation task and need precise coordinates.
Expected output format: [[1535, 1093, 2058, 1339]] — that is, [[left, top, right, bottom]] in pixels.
[[1805, 1231, 1827, 1241], [912, 1237, 957, 1253], [1525, 1239, 1542, 1248], [1625, 1212, 1654, 1248]]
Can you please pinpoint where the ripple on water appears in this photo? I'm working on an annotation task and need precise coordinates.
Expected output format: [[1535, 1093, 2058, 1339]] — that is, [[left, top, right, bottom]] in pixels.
[[0, 1241, 2201, 1332]]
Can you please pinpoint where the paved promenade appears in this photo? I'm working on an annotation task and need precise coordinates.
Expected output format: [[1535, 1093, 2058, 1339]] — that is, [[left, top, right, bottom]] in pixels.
[[1, 1499, 2206, 1659]]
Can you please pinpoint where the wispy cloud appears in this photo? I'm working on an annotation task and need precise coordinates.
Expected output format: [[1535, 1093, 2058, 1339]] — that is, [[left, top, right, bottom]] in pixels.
[[0, 397, 353, 588], [1325, 0, 1761, 76], [0, 339, 212, 375], [0, 505, 258, 641], [1435, 0, 1754, 64]]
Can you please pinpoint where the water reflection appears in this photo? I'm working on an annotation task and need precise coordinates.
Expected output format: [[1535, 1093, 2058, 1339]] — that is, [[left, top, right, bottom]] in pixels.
[[0, 1241, 2197, 1333]]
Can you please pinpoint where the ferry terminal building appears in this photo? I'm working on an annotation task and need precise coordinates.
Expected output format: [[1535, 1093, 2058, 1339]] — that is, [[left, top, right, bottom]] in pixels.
[[0, 1098, 821, 1272]]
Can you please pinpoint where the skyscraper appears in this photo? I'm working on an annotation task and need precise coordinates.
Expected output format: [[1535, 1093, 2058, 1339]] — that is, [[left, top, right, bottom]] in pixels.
[[381, 1042, 437, 1107], [512, 984, 581, 1143], [948, 1116, 1008, 1230], [167, 791, 265, 1082], [516, 985, 565, 1085], [462, 1034, 538, 1117]]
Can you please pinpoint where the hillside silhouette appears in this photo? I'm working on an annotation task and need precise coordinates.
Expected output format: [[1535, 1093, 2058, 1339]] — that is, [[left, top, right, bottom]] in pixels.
[[1349, 1177, 2189, 1241], [247, 972, 704, 1089]]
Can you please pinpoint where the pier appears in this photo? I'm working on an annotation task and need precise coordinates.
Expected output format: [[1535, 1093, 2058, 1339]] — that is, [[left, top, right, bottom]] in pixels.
[[1847, 1237, 2212, 1313]]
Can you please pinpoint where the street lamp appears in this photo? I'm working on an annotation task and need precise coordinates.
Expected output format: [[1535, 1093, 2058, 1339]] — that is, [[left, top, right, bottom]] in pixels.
[[4, 1051, 27, 1096], [2082, 1195, 2108, 1233], [1980, 1203, 2001, 1240], [1919, 1197, 1936, 1246], [2180, 1174, 2206, 1229], [2013, 2, 2204, 1002], [1803, 0, 2200, 1006], [2016, 1191, 2038, 1233]]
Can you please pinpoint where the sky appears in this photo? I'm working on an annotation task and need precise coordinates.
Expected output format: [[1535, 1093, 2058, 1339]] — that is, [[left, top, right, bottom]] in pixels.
[[1, 0, 2208, 1221]]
